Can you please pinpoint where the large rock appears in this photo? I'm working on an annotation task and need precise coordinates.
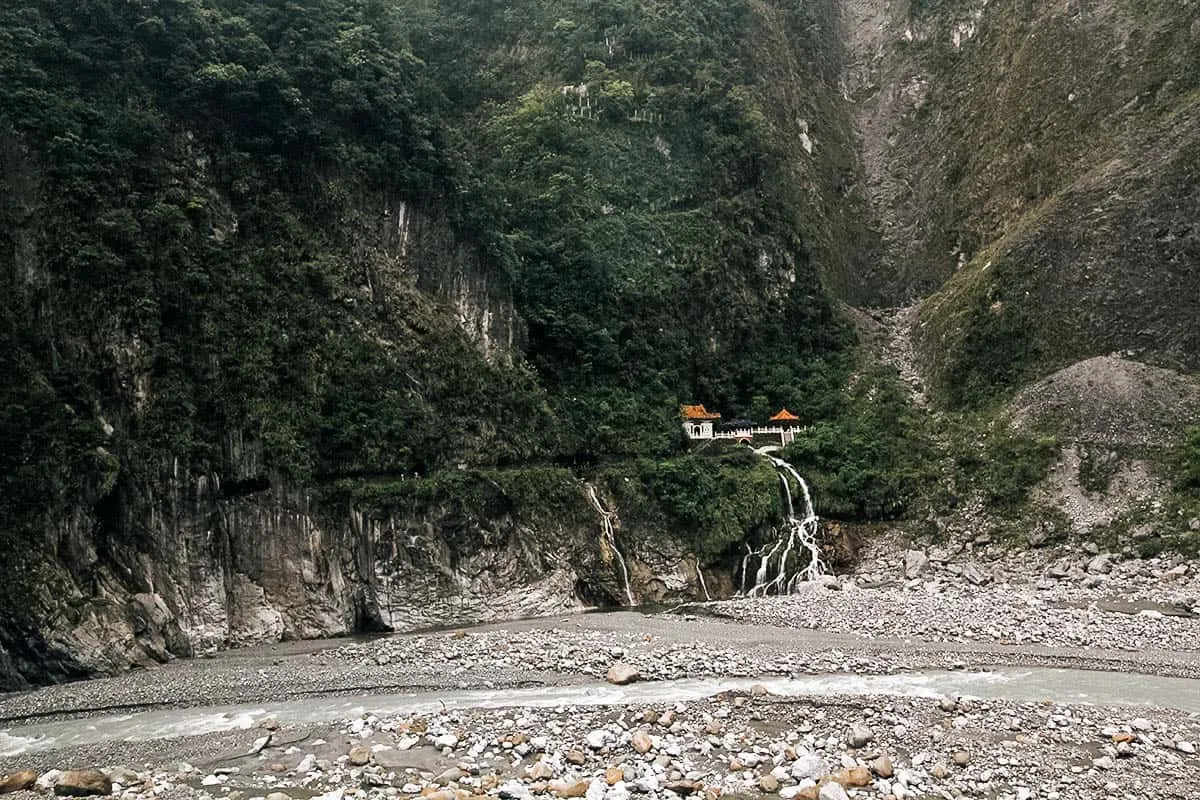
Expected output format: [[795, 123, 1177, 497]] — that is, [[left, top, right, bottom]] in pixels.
[[54, 771, 112, 797], [903, 550, 929, 579], [831, 767, 871, 787], [0, 771, 37, 794], [790, 753, 828, 782], [961, 562, 989, 586], [606, 662, 640, 685]]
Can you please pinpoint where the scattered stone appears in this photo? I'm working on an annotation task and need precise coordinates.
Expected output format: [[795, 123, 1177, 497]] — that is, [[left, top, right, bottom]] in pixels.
[[962, 562, 989, 586], [846, 723, 873, 748], [831, 767, 871, 787], [757, 774, 779, 793], [904, 550, 929, 579], [791, 754, 827, 782], [817, 783, 849, 800], [54, 771, 113, 797], [526, 762, 554, 782], [101, 768, 138, 787], [952, 750, 971, 766], [433, 767, 464, 785], [551, 780, 589, 798], [631, 730, 653, 754], [663, 780, 701, 795], [497, 781, 532, 800], [347, 746, 372, 766]]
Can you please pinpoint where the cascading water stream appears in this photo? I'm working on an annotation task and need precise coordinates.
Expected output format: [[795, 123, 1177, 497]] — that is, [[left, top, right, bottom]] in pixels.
[[695, 562, 713, 601], [585, 484, 635, 606], [742, 448, 826, 595]]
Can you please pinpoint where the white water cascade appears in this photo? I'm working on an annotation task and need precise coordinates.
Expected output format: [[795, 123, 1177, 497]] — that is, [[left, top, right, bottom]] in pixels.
[[741, 449, 826, 595], [585, 484, 635, 606], [695, 561, 713, 601]]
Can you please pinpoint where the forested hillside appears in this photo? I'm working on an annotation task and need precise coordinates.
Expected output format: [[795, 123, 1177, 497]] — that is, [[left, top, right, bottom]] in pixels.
[[0, 0, 865, 683]]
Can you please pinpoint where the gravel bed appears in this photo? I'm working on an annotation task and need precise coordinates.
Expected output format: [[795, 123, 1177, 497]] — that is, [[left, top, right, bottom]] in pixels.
[[699, 581, 1200, 653], [4, 686, 1199, 800], [695, 536, 1200, 655]]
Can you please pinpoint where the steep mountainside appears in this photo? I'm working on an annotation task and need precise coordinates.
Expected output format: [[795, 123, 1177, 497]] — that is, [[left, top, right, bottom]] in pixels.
[[828, 0, 1199, 402], [835, 0, 1200, 553], [0, 0, 854, 687], [1, 0, 1198, 688]]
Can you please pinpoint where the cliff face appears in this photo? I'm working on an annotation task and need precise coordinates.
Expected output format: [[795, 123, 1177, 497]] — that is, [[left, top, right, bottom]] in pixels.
[[0, 467, 725, 690], [814, 0, 1200, 550]]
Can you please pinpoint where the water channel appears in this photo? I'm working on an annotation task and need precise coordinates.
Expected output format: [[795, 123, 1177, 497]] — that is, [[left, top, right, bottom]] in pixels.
[[3, 667, 1198, 757]]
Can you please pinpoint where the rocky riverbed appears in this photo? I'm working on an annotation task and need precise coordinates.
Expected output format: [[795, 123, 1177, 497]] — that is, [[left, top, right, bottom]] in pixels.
[[700, 552, 1200, 654], [2, 540, 1199, 800]]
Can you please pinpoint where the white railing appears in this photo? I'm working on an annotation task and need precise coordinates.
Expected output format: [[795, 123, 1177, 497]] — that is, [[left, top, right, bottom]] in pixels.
[[711, 425, 809, 439]]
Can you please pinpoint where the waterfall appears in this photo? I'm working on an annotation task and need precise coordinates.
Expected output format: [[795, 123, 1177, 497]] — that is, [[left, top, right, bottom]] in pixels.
[[742, 449, 826, 595], [696, 561, 713, 601], [585, 484, 635, 606]]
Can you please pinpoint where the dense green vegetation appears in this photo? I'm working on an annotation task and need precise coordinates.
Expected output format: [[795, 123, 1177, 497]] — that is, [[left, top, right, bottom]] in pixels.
[[0, 0, 857, 616], [330, 467, 585, 526], [602, 450, 781, 559], [782, 367, 930, 520], [1181, 427, 1200, 494], [436, 0, 853, 459]]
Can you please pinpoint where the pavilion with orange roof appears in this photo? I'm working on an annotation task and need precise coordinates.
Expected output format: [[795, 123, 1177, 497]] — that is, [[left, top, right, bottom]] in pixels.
[[680, 404, 722, 439], [681, 405, 806, 446]]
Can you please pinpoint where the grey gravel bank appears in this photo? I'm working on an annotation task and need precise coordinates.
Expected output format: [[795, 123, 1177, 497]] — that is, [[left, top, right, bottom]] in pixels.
[[6, 608, 1200, 727], [3, 684, 1200, 800]]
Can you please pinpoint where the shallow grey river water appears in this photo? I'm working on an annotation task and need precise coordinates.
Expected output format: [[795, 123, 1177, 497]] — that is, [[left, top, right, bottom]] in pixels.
[[3, 666, 1198, 757]]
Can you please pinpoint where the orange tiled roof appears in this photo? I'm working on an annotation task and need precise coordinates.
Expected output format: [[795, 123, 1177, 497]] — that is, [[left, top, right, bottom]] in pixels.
[[770, 408, 800, 422], [681, 404, 722, 421]]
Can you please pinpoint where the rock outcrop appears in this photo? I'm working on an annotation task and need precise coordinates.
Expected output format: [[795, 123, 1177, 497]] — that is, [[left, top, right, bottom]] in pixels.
[[0, 476, 720, 689]]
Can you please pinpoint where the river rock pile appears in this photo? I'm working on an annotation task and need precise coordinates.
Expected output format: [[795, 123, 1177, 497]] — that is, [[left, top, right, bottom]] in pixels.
[[6, 690, 1197, 800], [701, 536, 1200, 654], [328, 628, 980, 683], [704, 579, 1200, 653]]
